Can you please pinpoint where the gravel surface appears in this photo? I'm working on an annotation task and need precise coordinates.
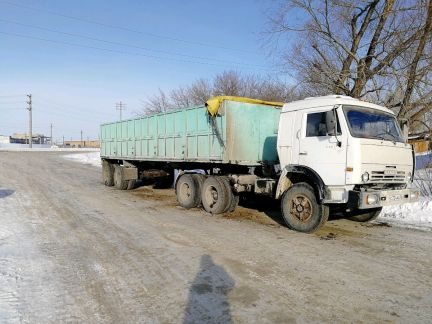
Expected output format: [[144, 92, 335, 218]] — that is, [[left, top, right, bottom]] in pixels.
[[0, 151, 431, 323]]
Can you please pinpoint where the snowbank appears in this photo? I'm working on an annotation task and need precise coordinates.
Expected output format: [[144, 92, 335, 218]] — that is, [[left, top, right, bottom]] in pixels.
[[379, 197, 432, 230], [63, 151, 101, 168]]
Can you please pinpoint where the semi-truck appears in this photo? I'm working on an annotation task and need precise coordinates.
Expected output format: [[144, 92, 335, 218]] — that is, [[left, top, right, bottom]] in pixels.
[[100, 95, 420, 233]]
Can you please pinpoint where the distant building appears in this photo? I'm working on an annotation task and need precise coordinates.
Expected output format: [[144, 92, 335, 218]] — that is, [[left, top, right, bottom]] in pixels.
[[64, 140, 100, 148], [0, 135, 10, 144], [9, 133, 50, 144]]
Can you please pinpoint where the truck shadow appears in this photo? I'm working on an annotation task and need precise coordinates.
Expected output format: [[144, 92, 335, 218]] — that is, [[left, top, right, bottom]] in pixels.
[[184, 255, 235, 324], [238, 195, 285, 225], [0, 189, 15, 199]]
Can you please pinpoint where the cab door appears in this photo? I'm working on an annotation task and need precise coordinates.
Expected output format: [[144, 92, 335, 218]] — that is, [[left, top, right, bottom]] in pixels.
[[297, 106, 347, 185]]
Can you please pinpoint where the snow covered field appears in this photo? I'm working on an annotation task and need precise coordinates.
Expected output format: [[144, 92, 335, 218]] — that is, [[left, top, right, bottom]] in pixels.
[[63, 151, 101, 167], [64, 151, 432, 231]]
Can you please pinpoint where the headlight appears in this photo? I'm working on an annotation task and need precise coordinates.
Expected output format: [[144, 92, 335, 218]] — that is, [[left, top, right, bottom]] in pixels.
[[410, 191, 420, 199], [366, 194, 378, 205], [361, 172, 369, 182], [407, 172, 412, 181]]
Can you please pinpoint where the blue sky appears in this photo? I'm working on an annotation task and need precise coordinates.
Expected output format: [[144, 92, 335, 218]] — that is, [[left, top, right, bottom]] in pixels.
[[0, 0, 282, 140]]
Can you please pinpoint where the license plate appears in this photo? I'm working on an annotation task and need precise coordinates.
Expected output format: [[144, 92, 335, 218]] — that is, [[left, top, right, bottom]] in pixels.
[[384, 170, 397, 175], [389, 195, 401, 201]]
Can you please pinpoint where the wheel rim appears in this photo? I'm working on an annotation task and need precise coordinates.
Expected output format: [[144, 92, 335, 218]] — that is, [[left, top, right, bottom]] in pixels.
[[180, 182, 191, 199], [290, 194, 313, 222], [204, 185, 218, 208]]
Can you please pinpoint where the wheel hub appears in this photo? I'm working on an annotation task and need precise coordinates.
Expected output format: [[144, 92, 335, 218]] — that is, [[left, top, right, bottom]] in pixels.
[[205, 186, 218, 207], [180, 183, 191, 198], [291, 194, 313, 222]]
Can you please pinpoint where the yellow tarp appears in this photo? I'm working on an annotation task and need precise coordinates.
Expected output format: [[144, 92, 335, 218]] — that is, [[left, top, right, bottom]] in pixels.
[[205, 96, 284, 116]]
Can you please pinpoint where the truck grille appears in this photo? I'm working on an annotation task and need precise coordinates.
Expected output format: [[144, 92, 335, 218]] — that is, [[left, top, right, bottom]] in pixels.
[[370, 171, 405, 182]]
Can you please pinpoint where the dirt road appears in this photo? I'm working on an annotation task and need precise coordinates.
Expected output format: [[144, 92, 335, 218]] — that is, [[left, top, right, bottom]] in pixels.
[[0, 152, 431, 323]]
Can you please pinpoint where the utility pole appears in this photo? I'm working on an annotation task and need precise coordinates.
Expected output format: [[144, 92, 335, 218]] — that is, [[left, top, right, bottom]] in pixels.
[[27, 94, 32, 148], [62, 135, 65, 147], [80, 130, 83, 147], [50, 123, 53, 145], [116, 101, 126, 121]]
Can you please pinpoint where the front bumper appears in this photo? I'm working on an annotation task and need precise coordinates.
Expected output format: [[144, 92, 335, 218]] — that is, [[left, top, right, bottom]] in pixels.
[[353, 188, 420, 209]]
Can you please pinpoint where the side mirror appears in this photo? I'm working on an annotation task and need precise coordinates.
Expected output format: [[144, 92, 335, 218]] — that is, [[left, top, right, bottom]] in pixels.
[[326, 109, 337, 136]]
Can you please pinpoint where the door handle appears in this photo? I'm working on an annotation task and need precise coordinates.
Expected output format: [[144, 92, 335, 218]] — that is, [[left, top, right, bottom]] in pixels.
[[299, 152, 308, 155]]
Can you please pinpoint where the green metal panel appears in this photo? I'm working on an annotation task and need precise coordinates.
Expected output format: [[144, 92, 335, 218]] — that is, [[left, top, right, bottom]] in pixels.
[[224, 101, 280, 164], [100, 101, 280, 166]]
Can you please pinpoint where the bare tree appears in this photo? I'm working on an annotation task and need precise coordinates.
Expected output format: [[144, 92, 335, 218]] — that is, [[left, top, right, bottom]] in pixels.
[[139, 71, 299, 115], [265, 0, 432, 127], [141, 89, 172, 114]]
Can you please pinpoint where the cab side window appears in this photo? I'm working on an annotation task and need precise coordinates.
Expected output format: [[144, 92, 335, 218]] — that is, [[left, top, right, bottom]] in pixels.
[[306, 111, 341, 137]]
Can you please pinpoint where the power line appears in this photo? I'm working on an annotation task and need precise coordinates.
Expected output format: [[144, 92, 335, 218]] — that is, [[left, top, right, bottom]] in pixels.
[[0, 31, 274, 72], [0, 94, 26, 97], [0, 19, 266, 68], [0, 0, 258, 55], [35, 96, 114, 118]]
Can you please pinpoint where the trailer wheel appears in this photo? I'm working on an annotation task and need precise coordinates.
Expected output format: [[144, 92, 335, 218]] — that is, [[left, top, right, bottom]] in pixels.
[[176, 174, 201, 209], [218, 176, 238, 212], [281, 182, 329, 233], [191, 174, 206, 206], [114, 165, 129, 190], [127, 179, 137, 190], [201, 176, 230, 214], [102, 160, 114, 186], [347, 207, 382, 222]]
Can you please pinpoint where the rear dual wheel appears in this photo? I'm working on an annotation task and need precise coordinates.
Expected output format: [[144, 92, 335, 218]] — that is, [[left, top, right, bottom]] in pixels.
[[102, 160, 114, 186], [176, 174, 205, 209], [113, 165, 136, 190], [201, 176, 238, 214], [176, 174, 238, 214]]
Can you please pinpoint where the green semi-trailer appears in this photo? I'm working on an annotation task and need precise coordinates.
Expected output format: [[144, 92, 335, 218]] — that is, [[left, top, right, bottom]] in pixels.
[[101, 95, 419, 233]]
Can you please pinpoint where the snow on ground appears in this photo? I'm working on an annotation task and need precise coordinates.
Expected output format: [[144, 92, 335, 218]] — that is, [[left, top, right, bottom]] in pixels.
[[378, 168, 432, 230], [63, 151, 101, 168], [379, 197, 432, 231]]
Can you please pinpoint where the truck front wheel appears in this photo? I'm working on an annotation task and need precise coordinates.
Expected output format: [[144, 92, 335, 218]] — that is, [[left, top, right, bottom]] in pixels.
[[347, 207, 382, 222], [281, 183, 329, 233]]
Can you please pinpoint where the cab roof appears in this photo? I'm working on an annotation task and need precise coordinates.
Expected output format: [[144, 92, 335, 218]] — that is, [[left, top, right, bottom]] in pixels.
[[282, 95, 395, 115]]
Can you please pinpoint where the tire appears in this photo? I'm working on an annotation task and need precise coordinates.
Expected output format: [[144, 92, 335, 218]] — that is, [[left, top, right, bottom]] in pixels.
[[228, 195, 239, 212], [176, 174, 201, 209], [102, 160, 114, 186], [201, 176, 230, 214], [114, 165, 129, 190], [281, 182, 329, 233], [191, 174, 206, 206], [218, 176, 238, 213], [127, 179, 137, 190], [347, 207, 382, 222]]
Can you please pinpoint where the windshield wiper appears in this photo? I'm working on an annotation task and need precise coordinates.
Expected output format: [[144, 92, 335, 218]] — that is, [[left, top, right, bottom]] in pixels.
[[376, 132, 397, 144]]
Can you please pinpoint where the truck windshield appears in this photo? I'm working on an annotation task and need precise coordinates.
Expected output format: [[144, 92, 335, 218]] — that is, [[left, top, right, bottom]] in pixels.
[[343, 105, 404, 142]]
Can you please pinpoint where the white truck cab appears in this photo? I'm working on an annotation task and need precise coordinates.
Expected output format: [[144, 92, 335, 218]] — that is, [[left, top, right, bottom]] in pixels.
[[275, 95, 419, 231]]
